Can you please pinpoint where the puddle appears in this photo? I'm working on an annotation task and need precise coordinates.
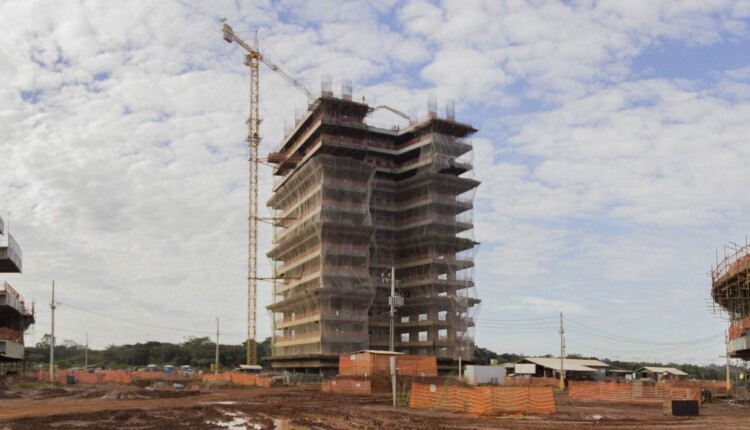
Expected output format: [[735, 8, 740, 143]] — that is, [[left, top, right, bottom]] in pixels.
[[214, 401, 239, 405], [208, 417, 262, 430], [273, 418, 310, 430], [208, 413, 309, 430]]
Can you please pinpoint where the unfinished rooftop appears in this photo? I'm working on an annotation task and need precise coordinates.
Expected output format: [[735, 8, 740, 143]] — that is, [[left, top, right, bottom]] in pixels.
[[265, 85, 480, 372], [0, 215, 21, 273]]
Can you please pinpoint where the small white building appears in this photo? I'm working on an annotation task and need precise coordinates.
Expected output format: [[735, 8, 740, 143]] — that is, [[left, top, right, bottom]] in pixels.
[[464, 365, 505, 385]]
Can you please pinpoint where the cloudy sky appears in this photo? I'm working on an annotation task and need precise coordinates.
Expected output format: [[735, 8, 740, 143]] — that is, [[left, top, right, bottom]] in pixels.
[[2, 0, 750, 365]]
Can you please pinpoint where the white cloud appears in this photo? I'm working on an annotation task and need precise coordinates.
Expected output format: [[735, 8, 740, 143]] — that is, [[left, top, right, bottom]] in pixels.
[[1, 0, 747, 366]]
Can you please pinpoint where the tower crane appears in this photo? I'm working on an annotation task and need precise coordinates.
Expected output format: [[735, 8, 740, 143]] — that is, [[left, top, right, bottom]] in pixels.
[[221, 23, 313, 365]]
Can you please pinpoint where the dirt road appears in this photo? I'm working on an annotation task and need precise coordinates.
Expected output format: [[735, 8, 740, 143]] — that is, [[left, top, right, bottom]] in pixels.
[[1, 384, 750, 429]]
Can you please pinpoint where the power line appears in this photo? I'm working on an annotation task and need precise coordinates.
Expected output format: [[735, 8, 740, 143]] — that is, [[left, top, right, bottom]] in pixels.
[[564, 316, 724, 346], [56, 301, 251, 337], [478, 315, 558, 322]]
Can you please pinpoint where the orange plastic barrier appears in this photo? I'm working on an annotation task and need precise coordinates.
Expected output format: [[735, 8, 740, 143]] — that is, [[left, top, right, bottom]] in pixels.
[[72, 372, 100, 384], [409, 383, 555, 415], [700, 380, 731, 396], [230, 373, 272, 388], [201, 373, 232, 382], [504, 377, 558, 387], [339, 353, 437, 377], [322, 379, 372, 394], [200, 372, 271, 388], [568, 381, 700, 404], [37, 370, 70, 384], [667, 380, 731, 397], [102, 370, 133, 384]]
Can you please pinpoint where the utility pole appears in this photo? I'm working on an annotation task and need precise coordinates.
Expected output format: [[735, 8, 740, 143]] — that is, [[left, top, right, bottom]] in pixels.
[[84, 334, 88, 369], [390, 355, 397, 407], [726, 331, 731, 392], [559, 312, 565, 390], [389, 266, 396, 352], [215, 318, 220, 375], [49, 281, 55, 383], [458, 347, 463, 381]]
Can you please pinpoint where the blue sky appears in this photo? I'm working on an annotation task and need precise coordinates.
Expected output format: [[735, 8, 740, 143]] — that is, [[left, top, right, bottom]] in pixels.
[[2, 0, 750, 365]]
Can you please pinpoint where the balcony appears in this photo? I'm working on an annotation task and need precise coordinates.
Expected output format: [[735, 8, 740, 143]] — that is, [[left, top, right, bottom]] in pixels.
[[0, 233, 22, 273]]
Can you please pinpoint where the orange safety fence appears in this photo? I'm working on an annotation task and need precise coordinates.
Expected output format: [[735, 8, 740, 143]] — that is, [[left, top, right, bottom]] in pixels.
[[201, 373, 232, 382], [36, 369, 273, 389], [37, 370, 196, 385], [200, 372, 271, 388], [102, 370, 133, 384], [667, 380, 731, 397], [339, 353, 437, 377], [37, 370, 68, 384], [321, 379, 372, 394], [409, 382, 555, 415], [72, 372, 100, 384], [700, 380, 731, 396], [568, 381, 700, 404], [504, 377, 558, 387], [230, 372, 272, 388]]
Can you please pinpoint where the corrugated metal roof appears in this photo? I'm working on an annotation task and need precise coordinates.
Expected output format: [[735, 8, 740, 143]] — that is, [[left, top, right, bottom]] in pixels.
[[518, 357, 609, 372], [636, 367, 688, 376]]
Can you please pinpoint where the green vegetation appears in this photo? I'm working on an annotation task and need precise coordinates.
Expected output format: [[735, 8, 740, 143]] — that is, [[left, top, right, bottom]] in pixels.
[[26, 339, 727, 379], [25, 335, 272, 370]]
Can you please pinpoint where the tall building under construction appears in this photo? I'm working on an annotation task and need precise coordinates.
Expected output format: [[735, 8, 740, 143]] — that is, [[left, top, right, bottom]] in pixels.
[[266, 87, 480, 373]]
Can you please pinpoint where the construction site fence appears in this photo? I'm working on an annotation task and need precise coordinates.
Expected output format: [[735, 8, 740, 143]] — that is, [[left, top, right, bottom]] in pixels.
[[200, 372, 272, 388], [568, 381, 700, 404], [667, 380, 731, 397], [504, 377, 559, 387], [321, 378, 372, 394], [38, 370, 199, 384], [339, 353, 438, 377], [36, 370, 277, 386], [409, 382, 555, 415]]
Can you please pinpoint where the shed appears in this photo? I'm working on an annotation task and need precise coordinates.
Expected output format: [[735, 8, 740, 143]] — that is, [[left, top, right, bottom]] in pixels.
[[634, 367, 688, 381], [515, 357, 609, 380]]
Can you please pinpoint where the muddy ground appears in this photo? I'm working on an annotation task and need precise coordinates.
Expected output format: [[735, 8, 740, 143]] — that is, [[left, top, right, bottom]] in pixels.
[[1, 383, 750, 429]]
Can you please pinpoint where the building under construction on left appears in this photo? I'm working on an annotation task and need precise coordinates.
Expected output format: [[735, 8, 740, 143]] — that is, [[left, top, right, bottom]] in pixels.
[[0, 215, 34, 372]]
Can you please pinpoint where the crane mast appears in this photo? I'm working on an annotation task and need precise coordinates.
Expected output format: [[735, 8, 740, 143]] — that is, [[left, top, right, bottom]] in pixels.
[[222, 23, 312, 366], [246, 35, 260, 366], [222, 25, 261, 366]]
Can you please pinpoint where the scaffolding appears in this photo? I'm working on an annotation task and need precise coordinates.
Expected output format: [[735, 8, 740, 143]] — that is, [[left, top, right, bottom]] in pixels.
[[711, 243, 750, 320], [266, 91, 480, 372], [711, 242, 750, 359]]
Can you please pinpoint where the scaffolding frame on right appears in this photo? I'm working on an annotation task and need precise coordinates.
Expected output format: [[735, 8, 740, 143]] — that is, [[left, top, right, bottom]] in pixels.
[[711, 241, 750, 359]]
